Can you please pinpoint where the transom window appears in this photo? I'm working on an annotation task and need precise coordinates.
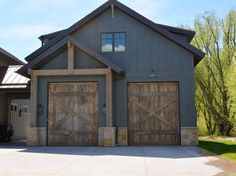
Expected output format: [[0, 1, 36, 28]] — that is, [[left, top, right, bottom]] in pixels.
[[101, 32, 126, 52]]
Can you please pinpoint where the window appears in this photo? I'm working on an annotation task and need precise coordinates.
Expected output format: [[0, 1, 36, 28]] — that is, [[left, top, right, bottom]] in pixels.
[[10, 104, 18, 112], [101, 33, 126, 52], [101, 33, 113, 52]]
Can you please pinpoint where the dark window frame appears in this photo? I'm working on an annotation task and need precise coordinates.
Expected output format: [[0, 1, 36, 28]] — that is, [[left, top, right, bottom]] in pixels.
[[101, 32, 126, 53]]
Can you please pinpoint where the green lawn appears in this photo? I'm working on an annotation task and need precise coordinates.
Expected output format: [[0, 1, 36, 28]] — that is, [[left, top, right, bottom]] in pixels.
[[199, 139, 236, 162]]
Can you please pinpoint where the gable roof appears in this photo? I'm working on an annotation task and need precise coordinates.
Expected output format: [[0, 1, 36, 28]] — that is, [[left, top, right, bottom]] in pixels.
[[156, 24, 195, 42], [20, 0, 204, 76], [38, 29, 67, 42], [0, 65, 29, 89], [39, 24, 195, 44], [18, 36, 124, 77], [0, 47, 25, 65]]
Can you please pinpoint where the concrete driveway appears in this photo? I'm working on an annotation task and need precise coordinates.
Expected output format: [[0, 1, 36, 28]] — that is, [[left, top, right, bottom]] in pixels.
[[0, 146, 235, 176]]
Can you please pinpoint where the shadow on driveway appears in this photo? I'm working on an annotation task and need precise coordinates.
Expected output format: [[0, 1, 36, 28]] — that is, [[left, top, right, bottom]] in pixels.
[[0, 145, 214, 159]]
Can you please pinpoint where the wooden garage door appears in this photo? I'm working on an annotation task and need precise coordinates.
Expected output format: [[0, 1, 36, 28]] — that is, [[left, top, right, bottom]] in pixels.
[[128, 83, 179, 145], [48, 82, 98, 146]]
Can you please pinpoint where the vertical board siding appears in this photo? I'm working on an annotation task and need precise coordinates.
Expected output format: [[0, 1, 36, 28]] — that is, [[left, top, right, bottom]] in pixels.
[[36, 7, 196, 129], [10, 99, 30, 140], [72, 8, 195, 127], [41, 50, 68, 70], [74, 48, 106, 69]]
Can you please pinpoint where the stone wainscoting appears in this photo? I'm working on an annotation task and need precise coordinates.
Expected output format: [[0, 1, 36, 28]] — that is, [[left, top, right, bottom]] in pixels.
[[117, 127, 128, 146], [181, 127, 198, 145], [27, 127, 197, 146], [98, 127, 128, 147], [27, 127, 46, 146], [98, 127, 116, 147]]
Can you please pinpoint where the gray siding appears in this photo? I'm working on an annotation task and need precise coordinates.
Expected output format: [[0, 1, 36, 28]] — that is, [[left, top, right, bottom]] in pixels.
[[36, 8, 196, 128], [72, 8, 196, 127], [37, 76, 106, 127], [42, 50, 68, 69], [41, 48, 106, 70], [74, 48, 106, 69]]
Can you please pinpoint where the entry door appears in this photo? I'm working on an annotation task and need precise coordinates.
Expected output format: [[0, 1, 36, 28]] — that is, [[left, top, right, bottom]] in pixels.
[[128, 83, 180, 145], [48, 82, 98, 146], [10, 99, 30, 140]]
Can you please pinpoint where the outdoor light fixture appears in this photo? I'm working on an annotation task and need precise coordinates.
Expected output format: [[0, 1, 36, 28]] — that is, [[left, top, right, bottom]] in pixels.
[[148, 69, 156, 77], [38, 104, 44, 115], [102, 103, 106, 114]]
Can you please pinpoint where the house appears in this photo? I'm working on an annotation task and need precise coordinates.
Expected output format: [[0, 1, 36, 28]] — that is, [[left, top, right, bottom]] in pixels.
[[0, 47, 30, 142], [18, 0, 205, 146]]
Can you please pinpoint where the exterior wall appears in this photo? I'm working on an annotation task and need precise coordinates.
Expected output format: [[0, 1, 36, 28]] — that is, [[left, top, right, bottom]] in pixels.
[[32, 7, 197, 146], [0, 92, 7, 124], [0, 59, 9, 66], [74, 48, 106, 69], [37, 76, 106, 128], [72, 8, 196, 128], [40, 48, 106, 70], [41, 50, 68, 70], [0, 92, 30, 128]]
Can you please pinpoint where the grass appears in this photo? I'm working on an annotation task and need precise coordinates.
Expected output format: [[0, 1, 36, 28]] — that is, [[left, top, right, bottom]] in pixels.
[[199, 139, 236, 162]]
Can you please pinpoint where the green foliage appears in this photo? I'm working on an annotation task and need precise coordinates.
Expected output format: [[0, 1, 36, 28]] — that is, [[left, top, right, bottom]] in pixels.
[[191, 10, 236, 136], [199, 139, 236, 161]]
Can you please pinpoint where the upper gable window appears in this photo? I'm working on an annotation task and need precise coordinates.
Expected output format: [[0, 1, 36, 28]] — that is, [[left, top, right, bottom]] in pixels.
[[101, 33, 126, 52]]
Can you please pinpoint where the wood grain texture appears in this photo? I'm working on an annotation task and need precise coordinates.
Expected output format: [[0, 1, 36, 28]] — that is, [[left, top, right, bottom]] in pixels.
[[48, 82, 98, 146], [128, 83, 179, 145], [106, 69, 112, 127]]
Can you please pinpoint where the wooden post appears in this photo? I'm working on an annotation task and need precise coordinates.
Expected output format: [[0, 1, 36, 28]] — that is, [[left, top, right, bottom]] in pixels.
[[67, 41, 74, 74], [106, 68, 112, 127], [30, 75, 38, 127]]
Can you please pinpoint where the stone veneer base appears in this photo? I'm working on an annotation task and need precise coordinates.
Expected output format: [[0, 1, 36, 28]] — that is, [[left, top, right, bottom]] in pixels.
[[181, 127, 198, 146], [117, 127, 128, 146], [27, 127, 46, 146], [98, 127, 116, 147]]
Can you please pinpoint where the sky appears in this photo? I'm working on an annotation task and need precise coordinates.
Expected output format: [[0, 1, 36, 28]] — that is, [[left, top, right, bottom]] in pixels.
[[0, 0, 235, 62]]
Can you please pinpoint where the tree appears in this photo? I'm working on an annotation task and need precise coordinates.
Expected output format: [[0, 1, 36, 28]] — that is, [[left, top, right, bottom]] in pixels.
[[192, 11, 236, 136]]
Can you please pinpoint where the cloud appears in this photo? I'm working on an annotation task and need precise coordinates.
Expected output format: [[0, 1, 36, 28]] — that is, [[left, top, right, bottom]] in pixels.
[[115, 45, 125, 52], [102, 44, 113, 52]]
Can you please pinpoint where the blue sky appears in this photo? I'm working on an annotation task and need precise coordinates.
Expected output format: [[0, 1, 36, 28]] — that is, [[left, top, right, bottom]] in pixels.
[[0, 0, 235, 61]]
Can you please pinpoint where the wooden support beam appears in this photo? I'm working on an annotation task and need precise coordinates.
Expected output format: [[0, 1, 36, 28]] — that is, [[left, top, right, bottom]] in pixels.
[[111, 4, 115, 18], [67, 41, 74, 74], [106, 68, 112, 127], [28, 68, 32, 75], [30, 75, 38, 127], [30, 68, 111, 76]]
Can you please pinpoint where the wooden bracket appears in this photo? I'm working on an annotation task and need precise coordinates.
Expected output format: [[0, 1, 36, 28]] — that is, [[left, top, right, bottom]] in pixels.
[[111, 4, 115, 18], [67, 41, 74, 73]]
